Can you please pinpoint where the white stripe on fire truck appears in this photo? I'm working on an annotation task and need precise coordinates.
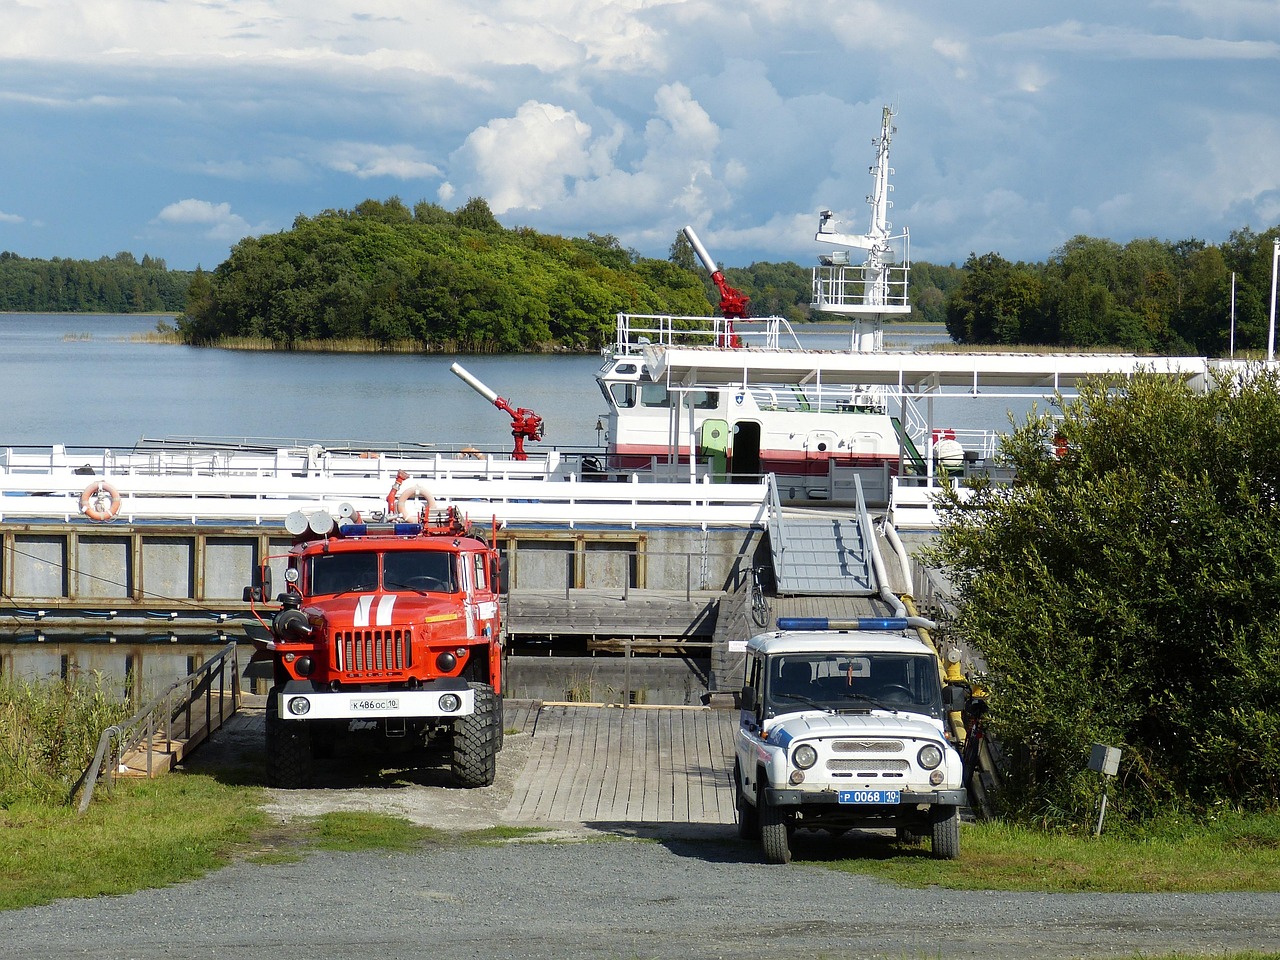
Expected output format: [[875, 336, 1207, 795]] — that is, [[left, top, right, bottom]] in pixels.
[[376, 594, 396, 625], [354, 595, 374, 627]]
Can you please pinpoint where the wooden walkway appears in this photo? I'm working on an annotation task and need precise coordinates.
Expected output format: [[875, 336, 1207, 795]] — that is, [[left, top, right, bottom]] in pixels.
[[503, 703, 738, 825]]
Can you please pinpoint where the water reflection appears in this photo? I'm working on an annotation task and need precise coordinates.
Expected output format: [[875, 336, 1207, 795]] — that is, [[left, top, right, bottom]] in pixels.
[[0, 634, 252, 699]]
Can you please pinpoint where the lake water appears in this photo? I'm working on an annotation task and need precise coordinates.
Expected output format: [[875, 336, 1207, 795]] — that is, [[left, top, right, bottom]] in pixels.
[[0, 314, 1044, 453]]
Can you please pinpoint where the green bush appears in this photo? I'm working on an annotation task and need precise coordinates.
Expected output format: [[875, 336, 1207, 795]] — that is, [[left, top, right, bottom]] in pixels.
[[928, 368, 1280, 826]]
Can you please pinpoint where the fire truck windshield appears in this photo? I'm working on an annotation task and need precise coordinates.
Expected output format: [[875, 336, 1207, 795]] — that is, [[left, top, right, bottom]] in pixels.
[[384, 551, 456, 594], [306, 550, 457, 596]]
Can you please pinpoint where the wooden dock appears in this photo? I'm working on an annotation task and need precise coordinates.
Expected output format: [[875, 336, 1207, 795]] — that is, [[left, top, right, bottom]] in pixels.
[[502, 703, 738, 825]]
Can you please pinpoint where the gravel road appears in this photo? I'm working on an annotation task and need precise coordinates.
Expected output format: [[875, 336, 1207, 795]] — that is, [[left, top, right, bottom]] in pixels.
[[3, 715, 1278, 959], [3, 837, 1279, 960]]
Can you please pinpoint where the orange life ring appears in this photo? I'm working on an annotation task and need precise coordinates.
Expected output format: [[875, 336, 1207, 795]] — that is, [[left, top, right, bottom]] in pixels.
[[79, 481, 121, 521], [459, 446, 486, 460], [396, 483, 435, 521]]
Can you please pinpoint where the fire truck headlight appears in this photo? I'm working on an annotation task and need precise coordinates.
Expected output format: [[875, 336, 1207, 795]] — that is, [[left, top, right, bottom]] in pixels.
[[296, 657, 313, 677], [435, 652, 457, 672], [793, 744, 818, 770], [287, 696, 311, 716], [917, 744, 943, 770], [439, 693, 462, 713]]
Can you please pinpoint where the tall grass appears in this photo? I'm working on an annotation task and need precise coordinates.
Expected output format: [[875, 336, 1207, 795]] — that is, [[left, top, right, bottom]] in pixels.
[[0, 671, 133, 807], [215, 336, 427, 353]]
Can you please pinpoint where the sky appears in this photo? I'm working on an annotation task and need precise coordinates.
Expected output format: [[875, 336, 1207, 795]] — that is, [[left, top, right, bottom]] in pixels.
[[0, 1, 1277, 272]]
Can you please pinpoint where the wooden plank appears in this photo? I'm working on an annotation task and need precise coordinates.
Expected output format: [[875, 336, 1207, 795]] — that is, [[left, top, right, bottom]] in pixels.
[[670, 707, 690, 823]]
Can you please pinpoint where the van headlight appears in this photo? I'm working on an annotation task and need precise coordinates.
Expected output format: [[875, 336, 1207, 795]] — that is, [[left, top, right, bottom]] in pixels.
[[917, 744, 943, 770], [793, 744, 818, 769]]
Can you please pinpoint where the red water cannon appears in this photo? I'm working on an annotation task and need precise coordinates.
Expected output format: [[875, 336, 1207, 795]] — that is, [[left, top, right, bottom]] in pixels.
[[683, 225, 747, 346], [449, 362, 544, 460]]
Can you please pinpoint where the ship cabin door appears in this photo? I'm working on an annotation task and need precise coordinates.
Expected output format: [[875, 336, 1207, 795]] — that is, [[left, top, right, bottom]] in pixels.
[[699, 419, 731, 480], [731, 420, 762, 481]]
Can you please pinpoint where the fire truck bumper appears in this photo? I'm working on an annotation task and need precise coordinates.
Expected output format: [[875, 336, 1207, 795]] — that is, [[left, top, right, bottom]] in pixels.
[[277, 685, 475, 721]]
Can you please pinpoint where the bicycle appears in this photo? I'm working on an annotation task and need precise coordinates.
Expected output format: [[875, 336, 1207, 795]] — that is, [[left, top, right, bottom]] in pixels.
[[750, 564, 771, 628]]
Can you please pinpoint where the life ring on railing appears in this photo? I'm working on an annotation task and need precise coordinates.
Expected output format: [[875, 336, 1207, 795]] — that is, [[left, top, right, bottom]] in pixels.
[[79, 481, 121, 521], [396, 483, 435, 521]]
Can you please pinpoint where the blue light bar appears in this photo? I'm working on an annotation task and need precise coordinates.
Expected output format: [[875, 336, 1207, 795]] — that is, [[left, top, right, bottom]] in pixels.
[[393, 523, 423, 536], [776, 617, 910, 632], [338, 523, 367, 536]]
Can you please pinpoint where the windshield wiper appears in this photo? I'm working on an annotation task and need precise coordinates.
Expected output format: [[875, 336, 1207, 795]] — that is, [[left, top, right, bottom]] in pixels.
[[774, 692, 833, 713], [835, 692, 898, 713]]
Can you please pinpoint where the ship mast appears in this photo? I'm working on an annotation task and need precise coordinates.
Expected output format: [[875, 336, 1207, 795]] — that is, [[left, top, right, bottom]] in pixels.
[[811, 105, 911, 352]]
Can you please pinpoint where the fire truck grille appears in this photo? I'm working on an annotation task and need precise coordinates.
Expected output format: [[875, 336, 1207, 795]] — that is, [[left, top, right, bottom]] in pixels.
[[334, 629, 412, 677]]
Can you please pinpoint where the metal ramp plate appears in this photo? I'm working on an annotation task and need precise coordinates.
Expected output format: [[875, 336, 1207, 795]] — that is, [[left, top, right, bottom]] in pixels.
[[771, 514, 878, 596]]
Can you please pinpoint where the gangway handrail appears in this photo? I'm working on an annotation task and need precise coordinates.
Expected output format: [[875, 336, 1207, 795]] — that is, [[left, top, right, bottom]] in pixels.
[[73, 641, 240, 813]]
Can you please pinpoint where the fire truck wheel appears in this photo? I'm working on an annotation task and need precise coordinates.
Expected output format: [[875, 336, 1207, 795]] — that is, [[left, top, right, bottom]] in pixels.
[[930, 805, 961, 860], [494, 693, 505, 751], [734, 760, 758, 841], [451, 682, 497, 788], [759, 783, 792, 864], [265, 688, 313, 789]]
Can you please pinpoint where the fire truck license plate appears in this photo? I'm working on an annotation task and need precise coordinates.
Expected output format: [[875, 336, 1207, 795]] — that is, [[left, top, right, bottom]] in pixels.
[[351, 698, 399, 711], [838, 789, 900, 804]]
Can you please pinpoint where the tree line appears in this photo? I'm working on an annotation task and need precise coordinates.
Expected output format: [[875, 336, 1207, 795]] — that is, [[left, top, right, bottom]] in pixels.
[[1, 198, 1272, 359], [946, 228, 1280, 355], [0, 251, 190, 313]]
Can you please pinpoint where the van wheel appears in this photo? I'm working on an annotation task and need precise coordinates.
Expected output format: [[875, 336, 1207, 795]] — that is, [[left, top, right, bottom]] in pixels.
[[930, 805, 961, 860], [759, 787, 792, 864], [735, 761, 758, 840]]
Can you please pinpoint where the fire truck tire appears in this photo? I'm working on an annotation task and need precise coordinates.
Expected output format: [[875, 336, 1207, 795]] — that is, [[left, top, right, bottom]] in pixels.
[[734, 760, 758, 841], [265, 689, 313, 789], [759, 779, 792, 864], [494, 693, 505, 751], [451, 682, 497, 788], [930, 805, 961, 860]]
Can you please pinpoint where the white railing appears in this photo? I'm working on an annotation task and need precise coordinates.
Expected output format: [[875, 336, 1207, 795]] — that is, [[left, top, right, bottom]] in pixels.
[[0, 469, 772, 529], [610, 313, 803, 354]]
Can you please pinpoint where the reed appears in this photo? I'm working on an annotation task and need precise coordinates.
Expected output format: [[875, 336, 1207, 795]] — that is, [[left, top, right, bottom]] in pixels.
[[0, 671, 132, 807], [215, 336, 425, 354], [126, 330, 185, 344]]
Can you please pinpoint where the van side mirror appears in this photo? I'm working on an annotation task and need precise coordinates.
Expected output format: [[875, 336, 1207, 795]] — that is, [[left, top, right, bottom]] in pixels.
[[943, 683, 968, 712], [740, 684, 756, 711]]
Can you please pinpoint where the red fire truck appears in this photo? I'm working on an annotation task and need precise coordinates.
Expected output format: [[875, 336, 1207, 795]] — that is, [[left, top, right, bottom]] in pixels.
[[244, 503, 504, 789]]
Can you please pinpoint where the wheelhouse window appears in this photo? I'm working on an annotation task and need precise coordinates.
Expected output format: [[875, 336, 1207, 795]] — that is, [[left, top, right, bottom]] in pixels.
[[607, 382, 637, 408], [640, 383, 670, 408]]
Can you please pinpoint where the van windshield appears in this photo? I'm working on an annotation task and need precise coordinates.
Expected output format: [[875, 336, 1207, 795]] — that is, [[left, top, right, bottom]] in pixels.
[[765, 652, 943, 719]]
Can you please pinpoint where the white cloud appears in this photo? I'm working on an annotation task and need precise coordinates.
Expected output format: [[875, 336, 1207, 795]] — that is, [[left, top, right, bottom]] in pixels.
[[152, 199, 267, 242], [452, 102, 606, 212], [322, 142, 442, 180], [0, 210, 25, 225], [995, 20, 1280, 60]]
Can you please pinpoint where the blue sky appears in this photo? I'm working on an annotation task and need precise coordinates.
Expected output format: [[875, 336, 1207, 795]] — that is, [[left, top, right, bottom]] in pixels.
[[0, 1, 1276, 271]]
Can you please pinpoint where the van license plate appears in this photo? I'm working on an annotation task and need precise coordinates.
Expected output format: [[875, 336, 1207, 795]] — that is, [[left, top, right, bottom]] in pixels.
[[838, 789, 900, 804]]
